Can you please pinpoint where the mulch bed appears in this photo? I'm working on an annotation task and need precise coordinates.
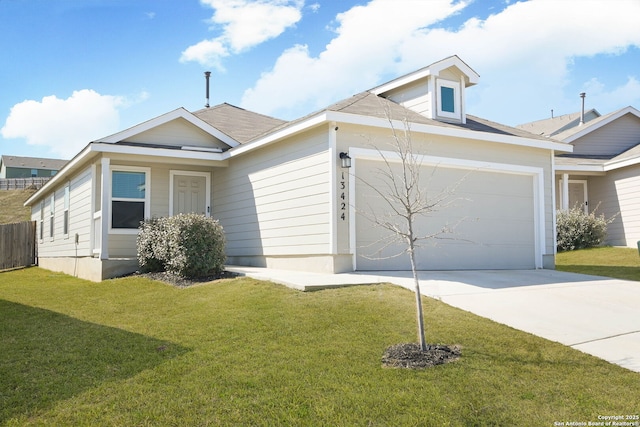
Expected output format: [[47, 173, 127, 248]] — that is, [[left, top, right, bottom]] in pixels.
[[382, 343, 461, 369]]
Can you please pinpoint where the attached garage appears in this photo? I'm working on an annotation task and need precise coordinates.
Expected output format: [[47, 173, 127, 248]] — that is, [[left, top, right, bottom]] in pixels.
[[352, 154, 542, 271]]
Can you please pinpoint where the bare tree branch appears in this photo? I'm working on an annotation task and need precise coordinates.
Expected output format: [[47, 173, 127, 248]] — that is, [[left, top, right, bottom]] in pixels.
[[352, 101, 474, 350]]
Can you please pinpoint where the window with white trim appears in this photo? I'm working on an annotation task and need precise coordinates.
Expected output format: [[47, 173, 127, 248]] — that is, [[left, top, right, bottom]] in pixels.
[[49, 194, 55, 239], [39, 200, 44, 241], [110, 167, 150, 232], [436, 79, 461, 120], [63, 184, 70, 237]]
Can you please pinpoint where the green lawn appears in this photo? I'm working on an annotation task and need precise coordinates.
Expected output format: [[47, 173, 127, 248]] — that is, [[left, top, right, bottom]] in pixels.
[[1, 267, 638, 426], [556, 246, 640, 281]]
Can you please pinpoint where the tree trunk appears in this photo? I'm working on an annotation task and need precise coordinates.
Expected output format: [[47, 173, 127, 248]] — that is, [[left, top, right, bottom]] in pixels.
[[408, 244, 427, 351]]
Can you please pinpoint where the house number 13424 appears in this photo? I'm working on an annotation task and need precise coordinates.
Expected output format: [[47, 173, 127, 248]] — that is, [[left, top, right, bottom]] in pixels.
[[339, 172, 347, 220]]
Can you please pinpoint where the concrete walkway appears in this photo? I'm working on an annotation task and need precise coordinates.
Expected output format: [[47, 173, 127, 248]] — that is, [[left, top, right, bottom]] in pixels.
[[227, 266, 640, 373]]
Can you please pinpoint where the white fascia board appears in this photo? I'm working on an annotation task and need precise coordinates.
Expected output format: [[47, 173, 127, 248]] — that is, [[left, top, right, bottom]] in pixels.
[[604, 155, 640, 172], [24, 144, 95, 206], [370, 69, 434, 95], [370, 56, 480, 95], [24, 142, 227, 207], [226, 113, 328, 158], [554, 164, 605, 174], [326, 111, 573, 153], [91, 143, 227, 161], [563, 106, 640, 143], [97, 107, 239, 148], [429, 56, 480, 85]]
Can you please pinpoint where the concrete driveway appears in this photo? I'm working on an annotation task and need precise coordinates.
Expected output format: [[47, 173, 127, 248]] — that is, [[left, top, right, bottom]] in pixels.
[[227, 267, 640, 373]]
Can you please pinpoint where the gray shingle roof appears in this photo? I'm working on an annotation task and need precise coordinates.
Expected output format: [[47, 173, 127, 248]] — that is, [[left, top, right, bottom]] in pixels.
[[192, 92, 555, 146], [516, 109, 601, 139], [193, 103, 286, 144], [0, 155, 67, 170], [325, 91, 553, 141]]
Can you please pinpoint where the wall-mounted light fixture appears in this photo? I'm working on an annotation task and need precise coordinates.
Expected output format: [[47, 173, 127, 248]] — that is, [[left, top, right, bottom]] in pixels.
[[339, 152, 351, 168]]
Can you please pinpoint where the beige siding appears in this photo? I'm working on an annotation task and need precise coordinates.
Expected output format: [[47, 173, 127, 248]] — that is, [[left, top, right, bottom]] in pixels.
[[573, 114, 640, 156], [126, 118, 228, 151], [105, 160, 217, 257], [386, 78, 432, 117], [35, 166, 93, 258], [588, 165, 640, 246], [213, 127, 331, 257]]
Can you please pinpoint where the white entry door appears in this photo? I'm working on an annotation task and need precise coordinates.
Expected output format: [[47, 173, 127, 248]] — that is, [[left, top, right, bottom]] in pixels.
[[170, 171, 210, 216], [568, 181, 588, 213]]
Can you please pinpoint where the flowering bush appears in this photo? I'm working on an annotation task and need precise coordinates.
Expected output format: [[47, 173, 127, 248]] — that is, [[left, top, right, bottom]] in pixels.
[[556, 206, 616, 252], [137, 214, 226, 278]]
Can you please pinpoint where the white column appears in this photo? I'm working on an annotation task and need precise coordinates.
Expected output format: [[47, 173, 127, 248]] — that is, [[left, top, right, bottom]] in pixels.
[[100, 157, 110, 260], [562, 173, 569, 211]]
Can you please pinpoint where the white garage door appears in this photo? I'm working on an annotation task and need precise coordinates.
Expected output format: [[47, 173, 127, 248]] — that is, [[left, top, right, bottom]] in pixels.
[[355, 159, 536, 270]]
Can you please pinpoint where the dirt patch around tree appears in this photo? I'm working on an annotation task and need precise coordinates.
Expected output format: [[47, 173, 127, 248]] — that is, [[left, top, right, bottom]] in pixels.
[[382, 343, 461, 369]]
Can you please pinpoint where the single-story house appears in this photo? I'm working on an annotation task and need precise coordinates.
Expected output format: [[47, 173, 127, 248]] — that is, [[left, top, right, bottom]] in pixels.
[[0, 155, 67, 178], [517, 105, 640, 247], [25, 55, 571, 281]]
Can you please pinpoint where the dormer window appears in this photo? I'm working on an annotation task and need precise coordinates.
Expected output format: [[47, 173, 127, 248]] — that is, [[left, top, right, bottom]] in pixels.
[[370, 55, 478, 125], [436, 79, 461, 120]]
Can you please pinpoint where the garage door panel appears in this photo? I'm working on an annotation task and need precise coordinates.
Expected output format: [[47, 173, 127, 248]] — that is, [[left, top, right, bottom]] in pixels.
[[355, 159, 536, 270]]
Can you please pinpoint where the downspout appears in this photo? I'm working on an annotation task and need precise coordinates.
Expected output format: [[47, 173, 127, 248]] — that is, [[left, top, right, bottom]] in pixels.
[[562, 173, 569, 211], [100, 157, 110, 260]]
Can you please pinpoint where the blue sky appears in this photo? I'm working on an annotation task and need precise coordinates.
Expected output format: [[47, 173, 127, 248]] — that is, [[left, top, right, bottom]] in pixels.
[[2, 0, 640, 159]]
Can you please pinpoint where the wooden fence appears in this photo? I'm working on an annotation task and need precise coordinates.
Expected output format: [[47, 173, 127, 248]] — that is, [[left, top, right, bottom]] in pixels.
[[0, 177, 50, 190], [0, 221, 37, 271]]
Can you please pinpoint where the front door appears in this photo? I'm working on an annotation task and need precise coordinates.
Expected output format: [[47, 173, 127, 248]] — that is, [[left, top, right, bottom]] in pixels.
[[568, 180, 588, 213], [170, 171, 210, 216]]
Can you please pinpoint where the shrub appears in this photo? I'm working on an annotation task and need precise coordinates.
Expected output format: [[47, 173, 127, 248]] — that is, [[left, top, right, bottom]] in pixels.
[[137, 217, 168, 273], [137, 214, 226, 278], [556, 206, 616, 252]]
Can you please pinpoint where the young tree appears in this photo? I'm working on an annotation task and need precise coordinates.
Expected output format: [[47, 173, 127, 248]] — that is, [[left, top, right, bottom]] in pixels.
[[357, 115, 466, 352]]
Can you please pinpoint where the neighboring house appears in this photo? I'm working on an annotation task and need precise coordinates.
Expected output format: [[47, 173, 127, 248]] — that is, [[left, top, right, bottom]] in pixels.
[[0, 155, 67, 178], [518, 105, 640, 248], [24, 55, 570, 281]]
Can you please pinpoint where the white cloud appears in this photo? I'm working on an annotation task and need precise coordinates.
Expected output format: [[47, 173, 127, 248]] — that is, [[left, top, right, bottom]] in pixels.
[[180, 0, 304, 68], [240, 0, 640, 124], [242, 0, 468, 118], [583, 76, 640, 112], [0, 90, 127, 159]]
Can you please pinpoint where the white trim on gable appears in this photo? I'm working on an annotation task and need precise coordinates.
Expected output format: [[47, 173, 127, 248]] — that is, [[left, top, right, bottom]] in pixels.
[[562, 106, 640, 143], [96, 108, 239, 148], [324, 111, 572, 153], [371, 55, 480, 95]]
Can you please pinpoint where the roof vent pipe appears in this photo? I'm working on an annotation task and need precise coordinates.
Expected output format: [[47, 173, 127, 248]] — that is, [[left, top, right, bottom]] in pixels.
[[579, 92, 586, 125], [204, 71, 211, 108]]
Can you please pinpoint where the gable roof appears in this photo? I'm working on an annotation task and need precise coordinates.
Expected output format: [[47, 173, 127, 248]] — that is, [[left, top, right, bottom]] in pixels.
[[0, 155, 67, 170], [96, 107, 240, 148], [554, 106, 640, 143], [554, 106, 640, 172], [516, 108, 602, 138], [370, 55, 480, 95], [194, 103, 286, 144]]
